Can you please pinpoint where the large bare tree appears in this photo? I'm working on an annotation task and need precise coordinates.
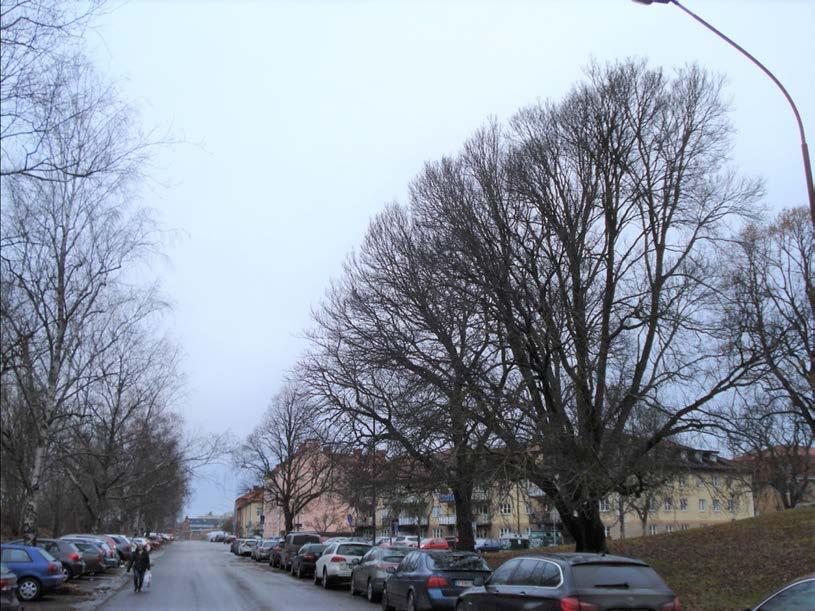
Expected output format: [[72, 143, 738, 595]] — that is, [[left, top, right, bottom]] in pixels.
[[409, 61, 762, 551], [235, 384, 336, 533]]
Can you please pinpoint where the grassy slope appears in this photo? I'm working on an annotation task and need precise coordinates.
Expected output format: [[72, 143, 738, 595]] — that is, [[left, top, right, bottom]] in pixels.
[[483, 507, 815, 611]]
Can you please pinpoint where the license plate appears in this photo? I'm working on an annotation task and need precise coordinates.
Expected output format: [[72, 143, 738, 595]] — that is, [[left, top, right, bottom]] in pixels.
[[455, 580, 474, 587]]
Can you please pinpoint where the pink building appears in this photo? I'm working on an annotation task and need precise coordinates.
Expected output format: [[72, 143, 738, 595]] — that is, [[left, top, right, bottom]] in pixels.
[[262, 490, 353, 537]]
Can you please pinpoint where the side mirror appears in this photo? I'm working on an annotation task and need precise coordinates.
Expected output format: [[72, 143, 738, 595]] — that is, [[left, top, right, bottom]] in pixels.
[[349, 558, 360, 565], [386, 567, 396, 574]]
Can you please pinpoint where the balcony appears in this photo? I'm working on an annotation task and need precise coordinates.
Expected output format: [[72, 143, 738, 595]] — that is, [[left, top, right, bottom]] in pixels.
[[475, 514, 491, 525], [437, 515, 457, 525], [528, 484, 545, 497], [398, 516, 429, 526], [438, 493, 455, 503]]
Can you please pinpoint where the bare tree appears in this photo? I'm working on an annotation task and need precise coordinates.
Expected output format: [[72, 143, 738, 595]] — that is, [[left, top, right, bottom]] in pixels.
[[409, 60, 762, 551], [235, 384, 336, 533], [0, 65, 156, 541], [724, 207, 814, 435]]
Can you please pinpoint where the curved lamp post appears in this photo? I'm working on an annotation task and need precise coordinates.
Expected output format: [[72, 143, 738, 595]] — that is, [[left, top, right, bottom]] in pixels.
[[634, 0, 815, 229]]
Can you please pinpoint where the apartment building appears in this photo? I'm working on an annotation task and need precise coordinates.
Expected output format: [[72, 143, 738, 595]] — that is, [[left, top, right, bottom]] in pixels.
[[358, 448, 753, 543], [234, 487, 265, 538]]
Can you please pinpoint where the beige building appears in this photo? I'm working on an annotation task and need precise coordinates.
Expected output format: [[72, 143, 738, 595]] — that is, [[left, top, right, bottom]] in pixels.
[[363, 449, 753, 543], [234, 487, 265, 538]]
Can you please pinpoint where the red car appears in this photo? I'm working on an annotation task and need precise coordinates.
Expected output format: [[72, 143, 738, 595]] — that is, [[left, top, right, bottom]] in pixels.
[[419, 538, 449, 550]]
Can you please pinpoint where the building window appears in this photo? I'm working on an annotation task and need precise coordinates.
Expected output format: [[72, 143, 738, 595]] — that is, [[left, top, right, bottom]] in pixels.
[[679, 498, 688, 512], [432, 528, 442, 538], [665, 524, 674, 533], [681, 524, 689, 531], [499, 502, 512, 515], [648, 525, 657, 536], [647, 498, 656, 512], [678, 475, 687, 488], [698, 499, 707, 512], [431, 505, 441, 518], [525, 502, 534, 515], [712, 475, 719, 487], [728, 498, 736, 512], [499, 527, 512, 537], [604, 526, 611, 537], [599, 498, 611, 513], [712, 499, 721, 513], [663, 498, 672, 512]]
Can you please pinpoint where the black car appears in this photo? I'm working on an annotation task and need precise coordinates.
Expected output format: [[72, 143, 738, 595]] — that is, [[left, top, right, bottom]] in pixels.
[[747, 573, 814, 610], [289, 543, 326, 578], [381, 550, 491, 611], [279, 531, 321, 571], [350, 545, 411, 602], [455, 553, 680, 611]]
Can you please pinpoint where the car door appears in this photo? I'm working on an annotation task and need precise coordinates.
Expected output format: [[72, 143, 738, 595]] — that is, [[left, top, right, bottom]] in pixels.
[[355, 548, 375, 590], [390, 552, 416, 608], [756, 579, 815, 610], [316, 544, 336, 578]]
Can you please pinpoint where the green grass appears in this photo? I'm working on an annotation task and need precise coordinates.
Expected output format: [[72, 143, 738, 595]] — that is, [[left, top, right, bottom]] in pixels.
[[483, 507, 815, 611]]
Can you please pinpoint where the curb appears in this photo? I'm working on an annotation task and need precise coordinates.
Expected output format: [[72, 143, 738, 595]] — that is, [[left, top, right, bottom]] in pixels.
[[79, 548, 166, 611]]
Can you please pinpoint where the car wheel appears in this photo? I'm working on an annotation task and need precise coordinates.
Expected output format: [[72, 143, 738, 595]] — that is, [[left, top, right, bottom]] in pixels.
[[407, 591, 417, 611], [313, 567, 321, 586], [61, 564, 71, 579], [17, 577, 41, 601], [367, 579, 379, 602], [456, 603, 467, 611], [322, 568, 330, 589], [381, 585, 394, 611], [297, 564, 303, 579]]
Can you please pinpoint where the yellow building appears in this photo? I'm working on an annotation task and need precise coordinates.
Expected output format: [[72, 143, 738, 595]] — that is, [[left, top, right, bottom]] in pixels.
[[234, 487, 265, 538], [367, 448, 753, 543]]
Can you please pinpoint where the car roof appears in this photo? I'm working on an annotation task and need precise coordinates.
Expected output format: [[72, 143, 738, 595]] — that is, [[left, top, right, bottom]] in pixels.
[[511, 552, 649, 567]]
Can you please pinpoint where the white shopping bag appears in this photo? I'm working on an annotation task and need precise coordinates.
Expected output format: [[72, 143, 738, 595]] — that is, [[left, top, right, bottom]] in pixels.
[[144, 570, 152, 589]]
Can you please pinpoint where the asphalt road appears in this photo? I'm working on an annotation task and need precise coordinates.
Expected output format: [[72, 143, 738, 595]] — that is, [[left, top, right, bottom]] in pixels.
[[97, 540, 374, 611]]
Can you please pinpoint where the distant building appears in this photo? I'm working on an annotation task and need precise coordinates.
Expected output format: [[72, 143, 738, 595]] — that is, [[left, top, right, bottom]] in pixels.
[[180, 511, 232, 539], [734, 446, 815, 514], [234, 487, 265, 538]]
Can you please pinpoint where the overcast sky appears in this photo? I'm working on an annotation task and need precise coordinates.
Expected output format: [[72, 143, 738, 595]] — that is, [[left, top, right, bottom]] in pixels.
[[87, 0, 814, 517]]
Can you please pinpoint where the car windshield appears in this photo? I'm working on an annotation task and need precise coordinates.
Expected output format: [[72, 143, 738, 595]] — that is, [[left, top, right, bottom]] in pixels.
[[427, 553, 490, 571], [303, 545, 325, 553], [572, 564, 666, 589], [292, 535, 320, 545], [336, 544, 371, 556], [383, 554, 406, 563]]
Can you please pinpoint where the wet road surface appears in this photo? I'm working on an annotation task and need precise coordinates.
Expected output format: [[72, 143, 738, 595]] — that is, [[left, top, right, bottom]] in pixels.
[[97, 540, 373, 611]]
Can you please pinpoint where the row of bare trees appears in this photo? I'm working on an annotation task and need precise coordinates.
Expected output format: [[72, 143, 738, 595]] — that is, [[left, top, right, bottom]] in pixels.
[[238, 60, 812, 553], [0, 0, 215, 541]]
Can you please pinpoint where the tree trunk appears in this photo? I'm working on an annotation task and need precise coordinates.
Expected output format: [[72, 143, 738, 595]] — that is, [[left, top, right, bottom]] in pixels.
[[22, 440, 48, 544], [283, 507, 294, 533], [617, 500, 625, 540], [561, 500, 607, 553], [453, 486, 475, 551]]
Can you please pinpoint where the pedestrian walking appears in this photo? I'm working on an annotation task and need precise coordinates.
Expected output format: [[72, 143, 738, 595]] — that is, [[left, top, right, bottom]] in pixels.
[[127, 543, 151, 592]]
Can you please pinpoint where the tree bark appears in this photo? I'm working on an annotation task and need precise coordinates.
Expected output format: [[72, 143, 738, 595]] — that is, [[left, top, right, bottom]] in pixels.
[[452, 486, 475, 551], [559, 500, 607, 553]]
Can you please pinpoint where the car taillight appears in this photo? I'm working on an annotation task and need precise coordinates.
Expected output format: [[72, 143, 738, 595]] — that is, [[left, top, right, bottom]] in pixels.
[[304, 554, 315, 560], [329, 555, 347, 563], [69, 552, 81, 561], [47, 562, 60, 574], [0, 578, 9, 590], [662, 597, 682, 611], [426, 575, 450, 588], [560, 598, 599, 611]]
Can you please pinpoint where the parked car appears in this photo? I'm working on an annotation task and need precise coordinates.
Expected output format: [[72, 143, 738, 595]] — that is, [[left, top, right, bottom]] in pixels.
[[105, 535, 134, 562], [237, 539, 259, 556], [381, 550, 491, 611], [473, 538, 501, 553], [455, 553, 680, 611], [33, 539, 85, 580], [420, 538, 450, 550], [253, 538, 281, 562], [0, 563, 21, 609], [349, 545, 411, 602], [224, 534, 236, 544], [0, 544, 67, 602], [269, 540, 285, 568], [313, 542, 372, 588], [289, 543, 326, 578], [747, 573, 814, 610], [60, 536, 118, 569], [70, 541, 106, 575], [280, 532, 322, 571], [393, 535, 419, 548]]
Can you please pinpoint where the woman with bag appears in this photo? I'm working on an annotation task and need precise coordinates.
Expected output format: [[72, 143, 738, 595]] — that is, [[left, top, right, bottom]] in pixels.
[[126, 543, 151, 592]]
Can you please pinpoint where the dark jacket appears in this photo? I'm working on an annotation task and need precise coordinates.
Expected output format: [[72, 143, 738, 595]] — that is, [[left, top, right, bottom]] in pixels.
[[127, 548, 150, 572]]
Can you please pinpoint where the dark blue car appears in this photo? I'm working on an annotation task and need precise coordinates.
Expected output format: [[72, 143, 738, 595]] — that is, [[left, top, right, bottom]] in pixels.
[[0, 544, 67, 602], [382, 550, 492, 611]]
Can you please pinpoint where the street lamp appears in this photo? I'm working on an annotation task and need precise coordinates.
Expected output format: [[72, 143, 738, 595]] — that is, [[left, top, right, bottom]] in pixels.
[[634, 0, 815, 229]]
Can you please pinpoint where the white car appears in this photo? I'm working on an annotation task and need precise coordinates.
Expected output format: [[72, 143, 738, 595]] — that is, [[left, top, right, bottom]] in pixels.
[[313, 542, 372, 588], [393, 535, 419, 548]]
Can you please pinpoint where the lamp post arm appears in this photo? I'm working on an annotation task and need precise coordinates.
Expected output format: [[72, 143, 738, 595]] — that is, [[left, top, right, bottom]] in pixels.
[[671, 0, 815, 228]]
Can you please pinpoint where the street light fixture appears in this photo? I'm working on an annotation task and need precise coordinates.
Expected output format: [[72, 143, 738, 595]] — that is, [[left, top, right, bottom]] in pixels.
[[634, 0, 815, 229]]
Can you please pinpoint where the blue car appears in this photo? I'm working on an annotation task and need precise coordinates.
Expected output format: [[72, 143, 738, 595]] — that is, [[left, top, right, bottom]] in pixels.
[[0, 544, 67, 602]]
